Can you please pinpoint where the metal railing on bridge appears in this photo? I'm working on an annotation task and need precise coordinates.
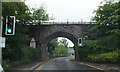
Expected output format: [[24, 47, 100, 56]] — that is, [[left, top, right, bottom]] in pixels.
[[24, 21, 95, 25]]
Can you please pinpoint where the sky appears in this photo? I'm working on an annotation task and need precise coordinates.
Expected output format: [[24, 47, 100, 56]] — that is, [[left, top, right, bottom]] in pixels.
[[58, 37, 74, 47], [25, 0, 104, 22]]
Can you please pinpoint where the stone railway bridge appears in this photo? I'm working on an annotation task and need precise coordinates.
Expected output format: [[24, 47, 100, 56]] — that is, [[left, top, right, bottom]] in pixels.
[[29, 22, 95, 61]]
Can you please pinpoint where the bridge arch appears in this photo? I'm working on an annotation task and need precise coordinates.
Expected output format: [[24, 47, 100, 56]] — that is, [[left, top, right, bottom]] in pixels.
[[30, 24, 95, 61], [45, 31, 77, 46], [40, 31, 80, 61]]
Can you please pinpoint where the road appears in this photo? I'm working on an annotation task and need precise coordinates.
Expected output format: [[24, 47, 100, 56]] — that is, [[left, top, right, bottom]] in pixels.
[[38, 55, 103, 72]]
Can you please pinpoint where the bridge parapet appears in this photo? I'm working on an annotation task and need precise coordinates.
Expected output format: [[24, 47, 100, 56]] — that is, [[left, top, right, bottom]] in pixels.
[[40, 21, 95, 25], [26, 21, 95, 25]]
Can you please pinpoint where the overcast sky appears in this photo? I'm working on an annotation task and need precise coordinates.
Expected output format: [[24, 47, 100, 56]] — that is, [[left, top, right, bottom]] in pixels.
[[25, 0, 104, 22]]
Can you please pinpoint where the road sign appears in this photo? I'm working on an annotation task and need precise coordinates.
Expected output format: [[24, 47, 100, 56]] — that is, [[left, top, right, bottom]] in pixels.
[[30, 38, 36, 48], [0, 37, 5, 48]]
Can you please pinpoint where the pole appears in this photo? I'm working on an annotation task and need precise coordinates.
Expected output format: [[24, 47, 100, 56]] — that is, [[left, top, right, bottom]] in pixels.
[[0, 1, 2, 64]]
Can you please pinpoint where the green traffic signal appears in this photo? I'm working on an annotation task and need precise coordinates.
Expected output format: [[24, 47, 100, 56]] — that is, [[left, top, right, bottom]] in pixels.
[[78, 43, 84, 48], [78, 38, 84, 48], [6, 28, 12, 33], [7, 29, 12, 33], [79, 43, 83, 46], [5, 16, 15, 35]]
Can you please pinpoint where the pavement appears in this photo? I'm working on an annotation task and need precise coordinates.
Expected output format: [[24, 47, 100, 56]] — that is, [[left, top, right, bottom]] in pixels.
[[72, 60, 119, 72], [4, 56, 119, 72], [4, 61, 44, 72]]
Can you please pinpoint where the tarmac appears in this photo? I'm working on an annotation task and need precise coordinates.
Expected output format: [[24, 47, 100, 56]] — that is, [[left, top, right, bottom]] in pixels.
[[5, 60, 119, 72]]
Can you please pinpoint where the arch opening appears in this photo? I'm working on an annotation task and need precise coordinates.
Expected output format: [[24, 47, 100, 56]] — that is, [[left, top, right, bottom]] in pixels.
[[40, 31, 79, 60], [47, 37, 75, 59]]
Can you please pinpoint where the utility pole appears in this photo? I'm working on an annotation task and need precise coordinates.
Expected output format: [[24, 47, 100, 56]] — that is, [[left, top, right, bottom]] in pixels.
[[0, 1, 2, 64]]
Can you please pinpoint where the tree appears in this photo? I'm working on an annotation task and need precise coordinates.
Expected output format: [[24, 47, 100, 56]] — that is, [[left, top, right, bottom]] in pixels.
[[32, 5, 49, 24], [93, 1, 119, 36], [2, 2, 37, 68], [48, 38, 68, 57], [49, 38, 59, 48], [59, 38, 68, 48], [53, 45, 68, 57], [2, 2, 32, 25], [78, 1, 119, 62], [92, 1, 120, 49]]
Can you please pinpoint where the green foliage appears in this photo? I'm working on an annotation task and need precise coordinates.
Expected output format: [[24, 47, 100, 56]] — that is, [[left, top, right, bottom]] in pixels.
[[21, 46, 37, 62], [2, 2, 31, 23], [49, 38, 59, 48], [2, 2, 37, 69], [87, 50, 119, 63], [48, 38, 68, 57], [32, 6, 49, 23], [78, 39, 118, 62], [96, 35, 119, 49], [2, 46, 37, 69], [53, 45, 68, 57], [78, 40, 96, 60], [78, 1, 120, 63], [93, 1, 120, 37]]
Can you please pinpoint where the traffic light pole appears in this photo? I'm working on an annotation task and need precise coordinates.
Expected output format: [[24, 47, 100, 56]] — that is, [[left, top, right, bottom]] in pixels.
[[0, 1, 2, 64]]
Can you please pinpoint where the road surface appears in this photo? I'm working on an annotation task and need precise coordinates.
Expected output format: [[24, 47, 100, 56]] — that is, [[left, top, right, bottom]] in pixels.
[[38, 55, 103, 72]]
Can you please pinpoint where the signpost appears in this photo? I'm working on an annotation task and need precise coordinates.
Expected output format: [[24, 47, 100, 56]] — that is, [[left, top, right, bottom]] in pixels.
[[0, 16, 3, 64], [30, 38, 36, 48], [0, 0, 2, 65], [0, 37, 5, 48]]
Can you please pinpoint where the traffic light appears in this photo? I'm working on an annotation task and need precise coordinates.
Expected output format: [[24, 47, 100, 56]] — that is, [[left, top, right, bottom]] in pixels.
[[5, 16, 15, 35], [78, 38, 83, 47]]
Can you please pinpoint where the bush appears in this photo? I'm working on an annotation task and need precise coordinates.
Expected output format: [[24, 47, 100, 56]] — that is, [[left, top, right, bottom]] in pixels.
[[87, 50, 119, 63], [78, 40, 118, 62], [78, 40, 98, 60], [2, 46, 37, 69], [21, 46, 37, 61]]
